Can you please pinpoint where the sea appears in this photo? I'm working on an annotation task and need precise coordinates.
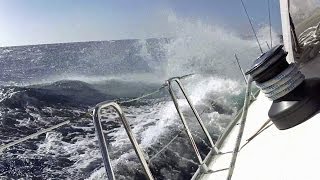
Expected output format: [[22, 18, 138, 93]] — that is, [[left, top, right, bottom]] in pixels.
[[0, 22, 275, 180]]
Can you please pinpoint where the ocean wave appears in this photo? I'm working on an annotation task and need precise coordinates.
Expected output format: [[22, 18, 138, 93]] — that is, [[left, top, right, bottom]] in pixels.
[[0, 75, 243, 179]]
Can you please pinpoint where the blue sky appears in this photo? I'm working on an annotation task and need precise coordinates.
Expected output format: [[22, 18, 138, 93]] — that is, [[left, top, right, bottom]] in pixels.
[[0, 0, 281, 46]]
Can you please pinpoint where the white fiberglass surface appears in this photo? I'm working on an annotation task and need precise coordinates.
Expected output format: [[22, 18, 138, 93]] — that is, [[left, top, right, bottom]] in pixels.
[[200, 53, 320, 180]]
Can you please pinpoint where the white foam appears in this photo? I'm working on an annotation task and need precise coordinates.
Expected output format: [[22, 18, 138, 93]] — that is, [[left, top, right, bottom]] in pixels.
[[86, 167, 106, 180], [160, 13, 267, 79]]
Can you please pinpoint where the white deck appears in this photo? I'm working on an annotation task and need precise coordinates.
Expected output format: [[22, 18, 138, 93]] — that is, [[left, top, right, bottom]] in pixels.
[[198, 57, 320, 180]]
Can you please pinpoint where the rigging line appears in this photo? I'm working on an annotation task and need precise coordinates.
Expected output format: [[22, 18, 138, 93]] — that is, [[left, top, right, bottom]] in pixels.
[[0, 113, 91, 154], [268, 0, 273, 48], [266, 41, 270, 49], [234, 54, 248, 84], [88, 73, 196, 116], [115, 73, 196, 105], [149, 129, 184, 162], [0, 120, 70, 153], [235, 41, 269, 56], [289, 13, 301, 53], [246, 119, 271, 142], [240, 0, 263, 53], [180, 73, 196, 79], [210, 168, 230, 173], [88, 73, 197, 112], [215, 151, 234, 156], [234, 54, 256, 100], [149, 115, 215, 163], [117, 85, 166, 104], [240, 119, 273, 150], [149, 127, 215, 163], [240, 123, 273, 150]]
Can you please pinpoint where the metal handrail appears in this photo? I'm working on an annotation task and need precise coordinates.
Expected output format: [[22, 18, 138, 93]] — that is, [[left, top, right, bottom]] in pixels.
[[92, 101, 154, 180], [166, 77, 220, 173]]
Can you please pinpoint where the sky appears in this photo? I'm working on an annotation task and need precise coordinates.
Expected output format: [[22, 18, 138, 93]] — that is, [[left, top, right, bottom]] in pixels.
[[0, 0, 282, 47]]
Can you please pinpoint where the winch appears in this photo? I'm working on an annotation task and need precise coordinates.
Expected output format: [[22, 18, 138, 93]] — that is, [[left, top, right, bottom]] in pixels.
[[246, 44, 320, 130]]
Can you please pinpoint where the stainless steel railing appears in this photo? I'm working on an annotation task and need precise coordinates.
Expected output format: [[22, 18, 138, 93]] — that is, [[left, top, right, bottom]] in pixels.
[[92, 101, 154, 180], [166, 77, 220, 173], [93, 75, 220, 178]]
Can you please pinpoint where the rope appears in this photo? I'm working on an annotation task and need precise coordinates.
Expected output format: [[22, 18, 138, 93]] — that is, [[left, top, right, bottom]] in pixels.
[[0, 120, 70, 153], [234, 54, 248, 84], [115, 73, 195, 105], [149, 129, 184, 162], [255, 63, 304, 100], [266, 41, 270, 49], [117, 85, 166, 104], [234, 53, 256, 100], [87, 73, 196, 114], [298, 22, 320, 62], [209, 168, 229, 174], [0, 113, 91, 153], [216, 120, 272, 159], [268, 0, 273, 48], [289, 14, 302, 54], [240, 0, 263, 53], [149, 127, 218, 163], [240, 119, 273, 150]]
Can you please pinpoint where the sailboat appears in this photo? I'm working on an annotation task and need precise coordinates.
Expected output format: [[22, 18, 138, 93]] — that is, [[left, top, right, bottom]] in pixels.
[[93, 0, 320, 179], [1, 0, 319, 179]]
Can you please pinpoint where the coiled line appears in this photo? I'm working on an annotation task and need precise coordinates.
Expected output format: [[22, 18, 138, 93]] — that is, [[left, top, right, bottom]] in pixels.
[[255, 63, 304, 100]]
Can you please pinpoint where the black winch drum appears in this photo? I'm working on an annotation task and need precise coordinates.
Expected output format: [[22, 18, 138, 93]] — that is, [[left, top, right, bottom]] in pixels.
[[245, 45, 320, 130]]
